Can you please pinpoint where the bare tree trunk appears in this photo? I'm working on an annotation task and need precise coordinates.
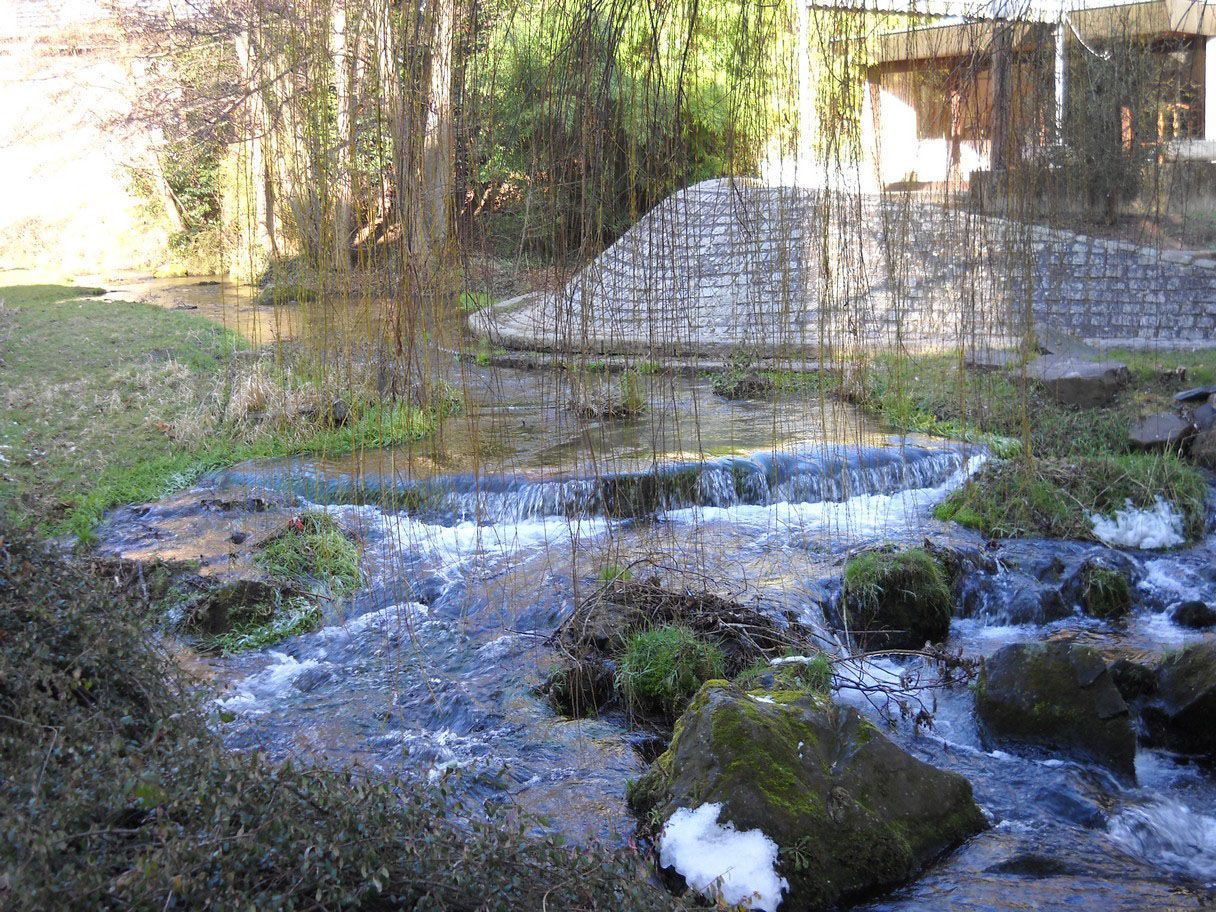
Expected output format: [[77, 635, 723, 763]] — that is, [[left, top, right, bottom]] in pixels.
[[990, 21, 1013, 175], [422, 0, 454, 256], [236, 29, 278, 261], [332, 0, 355, 270]]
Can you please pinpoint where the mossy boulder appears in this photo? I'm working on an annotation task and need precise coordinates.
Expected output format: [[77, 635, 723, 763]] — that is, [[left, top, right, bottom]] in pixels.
[[1144, 639, 1216, 757], [974, 641, 1135, 783], [254, 283, 317, 306], [630, 682, 987, 911], [840, 548, 953, 651], [1073, 562, 1132, 620]]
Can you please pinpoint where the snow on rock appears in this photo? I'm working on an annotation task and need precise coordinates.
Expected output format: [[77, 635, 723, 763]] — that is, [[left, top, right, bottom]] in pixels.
[[658, 803, 788, 911], [1090, 497, 1185, 550]]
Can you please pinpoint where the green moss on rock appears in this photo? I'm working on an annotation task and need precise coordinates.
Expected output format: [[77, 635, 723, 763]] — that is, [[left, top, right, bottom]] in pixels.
[[841, 548, 953, 651], [1078, 564, 1132, 619], [975, 641, 1135, 782], [632, 682, 987, 910]]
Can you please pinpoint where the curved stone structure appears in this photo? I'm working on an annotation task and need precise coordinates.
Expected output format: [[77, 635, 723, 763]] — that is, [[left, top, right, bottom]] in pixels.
[[474, 178, 1216, 356]]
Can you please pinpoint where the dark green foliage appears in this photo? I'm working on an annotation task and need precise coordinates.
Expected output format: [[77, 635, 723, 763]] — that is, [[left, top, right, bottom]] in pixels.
[[935, 455, 1207, 544], [617, 625, 725, 717], [470, 0, 784, 258], [0, 529, 678, 911], [841, 548, 953, 651]]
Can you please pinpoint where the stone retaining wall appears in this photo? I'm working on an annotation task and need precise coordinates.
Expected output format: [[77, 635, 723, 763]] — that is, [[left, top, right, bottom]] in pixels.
[[476, 178, 1216, 356]]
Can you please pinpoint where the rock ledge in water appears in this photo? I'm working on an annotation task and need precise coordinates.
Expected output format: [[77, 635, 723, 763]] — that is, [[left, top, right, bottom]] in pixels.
[[1146, 639, 1216, 756], [975, 641, 1136, 783], [630, 682, 987, 911]]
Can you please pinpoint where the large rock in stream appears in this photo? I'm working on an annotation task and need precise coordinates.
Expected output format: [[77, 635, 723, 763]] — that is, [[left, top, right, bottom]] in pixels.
[[975, 642, 1136, 783], [839, 547, 953, 651], [1145, 639, 1216, 756], [630, 682, 987, 911]]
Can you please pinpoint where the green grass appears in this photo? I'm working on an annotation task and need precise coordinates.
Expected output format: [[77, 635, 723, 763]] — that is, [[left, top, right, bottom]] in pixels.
[[843, 548, 952, 620], [0, 284, 443, 544], [598, 563, 634, 583], [734, 653, 832, 696], [458, 290, 493, 312], [616, 625, 725, 718], [254, 511, 362, 593], [208, 597, 323, 652], [935, 454, 1208, 543], [853, 351, 1211, 542]]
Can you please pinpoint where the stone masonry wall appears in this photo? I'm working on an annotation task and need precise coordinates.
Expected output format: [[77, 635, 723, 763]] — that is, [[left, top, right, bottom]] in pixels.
[[480, 178, 1216, 356]]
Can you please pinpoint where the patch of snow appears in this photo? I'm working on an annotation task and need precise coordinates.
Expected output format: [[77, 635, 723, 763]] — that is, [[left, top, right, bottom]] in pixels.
[[659, 804, 789, 911], [750, 695, 777, 705], [1090, 498, 1185, 550]]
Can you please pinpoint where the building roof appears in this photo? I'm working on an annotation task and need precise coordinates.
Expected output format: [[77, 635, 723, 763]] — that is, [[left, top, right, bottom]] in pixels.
[[865, 0, 1216, 64]]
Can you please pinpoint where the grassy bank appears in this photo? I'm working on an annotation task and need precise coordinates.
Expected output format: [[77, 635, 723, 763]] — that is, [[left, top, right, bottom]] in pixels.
[[849, 350, 1213, 542], [0, 285, 446, 543], [0, 527, 673, 911]]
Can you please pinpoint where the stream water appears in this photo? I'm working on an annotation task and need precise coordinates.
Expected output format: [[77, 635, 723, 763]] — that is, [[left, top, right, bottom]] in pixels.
[[94, 278, 1216, 909]]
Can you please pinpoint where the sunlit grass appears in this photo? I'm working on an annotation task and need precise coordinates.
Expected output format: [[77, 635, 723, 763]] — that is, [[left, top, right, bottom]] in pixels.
[[0, 285, 444, 544]]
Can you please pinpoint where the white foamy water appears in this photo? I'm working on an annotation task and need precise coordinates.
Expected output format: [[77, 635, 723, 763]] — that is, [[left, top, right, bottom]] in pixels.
[[332, 504, 610, 571], [662, 455, 985, 538], [1108, 799, 1216, 883], [217, 652, 322, 714], [1091, 498, 1186, 550]]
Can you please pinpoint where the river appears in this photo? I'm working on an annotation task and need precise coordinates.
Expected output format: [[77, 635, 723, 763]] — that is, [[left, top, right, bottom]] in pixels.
[[94, 277, 1216, 909]]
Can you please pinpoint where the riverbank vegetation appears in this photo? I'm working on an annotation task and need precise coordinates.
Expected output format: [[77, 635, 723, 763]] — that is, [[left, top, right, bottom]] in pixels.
[[0, 284, 453, 543], [847, 350, 1212, 542], [0, 528, 675, 911]]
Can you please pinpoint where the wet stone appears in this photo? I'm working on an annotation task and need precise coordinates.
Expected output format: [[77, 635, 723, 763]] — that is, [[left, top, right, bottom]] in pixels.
[[1147, 639, 1216, 757], [1128, 412, 1192, 449], [1174, 384, 1216, 403], [975, 641, 1136, 783], [1172, 600, 1216, 629]]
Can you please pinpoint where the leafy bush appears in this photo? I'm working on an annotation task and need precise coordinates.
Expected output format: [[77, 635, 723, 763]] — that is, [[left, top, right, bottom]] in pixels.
[[709, 351, 774, 400], [616, 625, 725, 717], [255, 511, 362, 592], [0, 529, 678, 911]]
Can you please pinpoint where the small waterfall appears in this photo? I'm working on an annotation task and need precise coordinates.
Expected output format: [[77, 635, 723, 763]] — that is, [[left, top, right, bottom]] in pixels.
[[223, 444, 968, 524]]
